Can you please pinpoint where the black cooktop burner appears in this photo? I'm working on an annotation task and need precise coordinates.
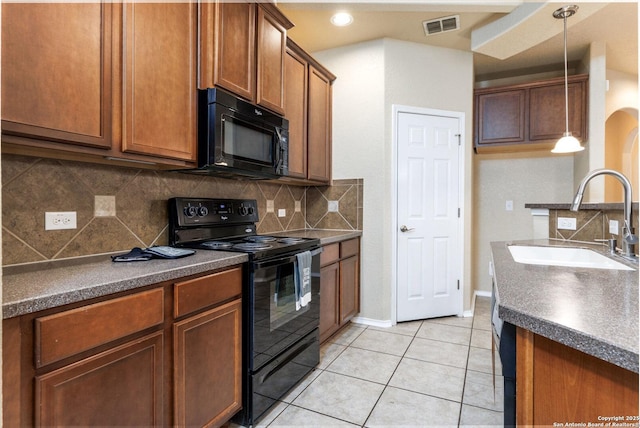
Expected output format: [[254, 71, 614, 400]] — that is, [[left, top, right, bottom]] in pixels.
[[234, 242, 273, 251], [199, 241, 234, 250], [277, 237, 304, 245], [245, 236, 277, 243]]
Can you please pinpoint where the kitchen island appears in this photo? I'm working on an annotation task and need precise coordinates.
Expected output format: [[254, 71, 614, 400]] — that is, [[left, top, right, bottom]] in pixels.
[[491, 239, 639, 426]]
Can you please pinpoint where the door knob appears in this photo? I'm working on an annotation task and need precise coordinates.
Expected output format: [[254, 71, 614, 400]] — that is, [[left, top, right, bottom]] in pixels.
[[400, 225, 414, 232]]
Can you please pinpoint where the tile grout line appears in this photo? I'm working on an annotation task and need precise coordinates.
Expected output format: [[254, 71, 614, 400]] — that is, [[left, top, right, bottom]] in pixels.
[[361, 320, 424, 428]]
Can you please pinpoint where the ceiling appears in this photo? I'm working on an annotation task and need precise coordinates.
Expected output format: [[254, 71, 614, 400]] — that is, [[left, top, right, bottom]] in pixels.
[[278, 1, 638, 82]]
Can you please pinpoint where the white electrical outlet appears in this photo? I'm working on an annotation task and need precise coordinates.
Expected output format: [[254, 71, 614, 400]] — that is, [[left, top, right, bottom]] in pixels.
[[45, 212, 77, 230], [278, 209, 286, 217], [609, 219, 619, 235], [557, 217, 577, 230], [505, 200, 513, 211]]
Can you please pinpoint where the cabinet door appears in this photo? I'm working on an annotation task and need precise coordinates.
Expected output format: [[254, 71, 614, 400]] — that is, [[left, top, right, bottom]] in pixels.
[[339, 256, 360, 324], [174, 299, 242, 428], [529, 81, 586, 141], [256, 6, 286, 114], [121, 3, 197, 161], [320, 263, 340, 343], [475, 89, 526, 146], [35, 332, 164, 427], [284, 46, 308, 179], [307, 66, 332, 183], [211, 2, 256, 101], [1, 3, 113, 149]]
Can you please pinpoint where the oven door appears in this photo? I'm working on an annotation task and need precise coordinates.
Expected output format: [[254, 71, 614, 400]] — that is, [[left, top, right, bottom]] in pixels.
[[249, 249, 321, 371]]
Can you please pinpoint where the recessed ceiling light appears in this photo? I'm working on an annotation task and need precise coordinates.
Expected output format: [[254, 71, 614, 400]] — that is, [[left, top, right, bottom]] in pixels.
[[330, 12, 353, 27]]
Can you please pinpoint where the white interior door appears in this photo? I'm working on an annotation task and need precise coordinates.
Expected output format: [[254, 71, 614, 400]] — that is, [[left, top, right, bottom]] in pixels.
[[396, 109, 462, 322]]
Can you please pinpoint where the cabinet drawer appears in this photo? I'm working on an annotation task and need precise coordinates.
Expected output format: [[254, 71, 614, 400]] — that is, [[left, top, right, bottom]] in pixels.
[[340, 238, 360, 258], [174, 267, 242, 318], [35, 288, 164, 368], [321, 243, 339, 266]]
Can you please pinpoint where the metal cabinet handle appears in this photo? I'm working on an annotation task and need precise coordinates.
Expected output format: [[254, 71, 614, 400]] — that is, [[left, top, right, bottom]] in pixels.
[[400, 225, 414, 232]]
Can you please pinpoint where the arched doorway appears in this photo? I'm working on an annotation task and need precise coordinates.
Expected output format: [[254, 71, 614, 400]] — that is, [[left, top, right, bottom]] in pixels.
[[604, 109, 638, 202]]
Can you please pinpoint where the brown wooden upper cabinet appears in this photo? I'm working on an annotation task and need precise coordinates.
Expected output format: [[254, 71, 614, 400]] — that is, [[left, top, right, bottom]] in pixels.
[[474, 74, 588, 152], [120, 3, 198, 162], [1, 3, 114, 149], [283, 39, 336, 184], [1, 3, 198, 167], [199, 2, 293, 115]]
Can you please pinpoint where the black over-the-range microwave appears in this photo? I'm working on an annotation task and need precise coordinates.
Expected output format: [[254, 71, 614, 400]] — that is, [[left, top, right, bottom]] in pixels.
[[190, 87, 289, 180]]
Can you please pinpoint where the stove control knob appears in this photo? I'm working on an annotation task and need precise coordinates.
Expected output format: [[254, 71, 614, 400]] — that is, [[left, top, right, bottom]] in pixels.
[[184, 206, 197, 218], [238, 205, 248, 216], [197, 206, 209, 217], [247, 206, 255, 215]]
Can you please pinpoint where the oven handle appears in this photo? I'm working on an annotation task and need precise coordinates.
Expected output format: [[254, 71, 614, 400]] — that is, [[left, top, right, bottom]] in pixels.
[[253, 247, 322, 269]]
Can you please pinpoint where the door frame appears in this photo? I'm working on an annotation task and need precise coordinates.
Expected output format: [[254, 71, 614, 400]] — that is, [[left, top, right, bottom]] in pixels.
[[391, 104, 466, 324]]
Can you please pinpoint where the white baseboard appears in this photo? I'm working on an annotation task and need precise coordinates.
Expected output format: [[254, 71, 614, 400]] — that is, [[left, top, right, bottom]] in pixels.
[[462, 290, 492, 317], [351, 316, 393, 328], [352, 291, 491, 326]]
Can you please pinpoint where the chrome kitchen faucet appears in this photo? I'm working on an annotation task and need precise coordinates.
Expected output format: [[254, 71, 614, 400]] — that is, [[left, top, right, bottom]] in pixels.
[[571, 168, 638, 259]]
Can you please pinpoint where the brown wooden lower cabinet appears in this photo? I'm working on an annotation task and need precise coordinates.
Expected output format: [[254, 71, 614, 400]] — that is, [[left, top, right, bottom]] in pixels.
[[319, 238, 360, 343], [319, 261, 340, 342], [516, 327, 639, 426], [174, 299, 242, 427], [35, 332, 164, 427], [3, 265, 243, 427]]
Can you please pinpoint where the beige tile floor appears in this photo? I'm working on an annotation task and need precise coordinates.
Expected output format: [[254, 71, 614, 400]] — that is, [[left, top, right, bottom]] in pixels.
[[243, 296, 504, 427]]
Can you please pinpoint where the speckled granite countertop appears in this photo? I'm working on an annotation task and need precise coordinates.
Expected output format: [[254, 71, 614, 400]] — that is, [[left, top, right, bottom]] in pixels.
[[525, 202, 640, 210], [2, 230, 360, 320], [3, 251, 247, 319], [491, 239, 639, 373]]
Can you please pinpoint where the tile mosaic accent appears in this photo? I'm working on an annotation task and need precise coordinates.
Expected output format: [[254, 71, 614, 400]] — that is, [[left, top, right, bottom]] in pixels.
[[1, 154, 363, 265], [306, 179, 363, 230]]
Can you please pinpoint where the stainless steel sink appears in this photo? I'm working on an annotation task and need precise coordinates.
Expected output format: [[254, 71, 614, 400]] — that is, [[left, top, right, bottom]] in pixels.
[[507, 245, 634, 271]]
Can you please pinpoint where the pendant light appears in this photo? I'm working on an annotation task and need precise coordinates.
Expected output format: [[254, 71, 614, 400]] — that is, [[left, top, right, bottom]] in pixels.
[[551, 5, 584, 154]]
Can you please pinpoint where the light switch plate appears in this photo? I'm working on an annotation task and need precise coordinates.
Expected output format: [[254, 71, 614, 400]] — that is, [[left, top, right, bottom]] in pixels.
[[505, 200, 513, 211], [558, 217, 577, 230]]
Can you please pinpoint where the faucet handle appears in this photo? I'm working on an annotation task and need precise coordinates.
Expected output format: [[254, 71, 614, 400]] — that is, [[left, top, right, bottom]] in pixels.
[[595, 238, 618, 254], [622, 221, 639, 244]]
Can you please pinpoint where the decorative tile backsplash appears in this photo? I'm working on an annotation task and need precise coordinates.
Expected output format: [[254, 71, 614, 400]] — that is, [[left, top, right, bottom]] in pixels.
[[549, 207, 639, 248], [2, 154, 363, 265]]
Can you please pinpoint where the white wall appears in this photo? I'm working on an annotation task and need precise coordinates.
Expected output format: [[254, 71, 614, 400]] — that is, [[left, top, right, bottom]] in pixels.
[[575, 41, 608, 200], [314, 40, 388, 321], [314, 38, 474, 322], [472, 152, 574, 294]]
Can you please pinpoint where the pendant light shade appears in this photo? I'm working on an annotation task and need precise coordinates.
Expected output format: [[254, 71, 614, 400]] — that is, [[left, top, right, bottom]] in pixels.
[[551, 132, 584, 153], [551, 5, 583, 154]]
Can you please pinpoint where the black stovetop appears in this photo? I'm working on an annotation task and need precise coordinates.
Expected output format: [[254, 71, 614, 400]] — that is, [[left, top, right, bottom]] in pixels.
[[168, 197, 320, 260]]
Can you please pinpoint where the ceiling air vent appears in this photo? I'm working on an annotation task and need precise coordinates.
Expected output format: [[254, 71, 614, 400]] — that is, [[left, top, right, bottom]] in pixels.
[[423, 15, 460, 36]]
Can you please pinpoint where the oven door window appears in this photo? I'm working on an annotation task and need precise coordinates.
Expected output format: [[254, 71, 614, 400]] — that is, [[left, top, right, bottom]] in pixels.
[[270, 264, 308, 330], [221, 114, 274, 166]]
